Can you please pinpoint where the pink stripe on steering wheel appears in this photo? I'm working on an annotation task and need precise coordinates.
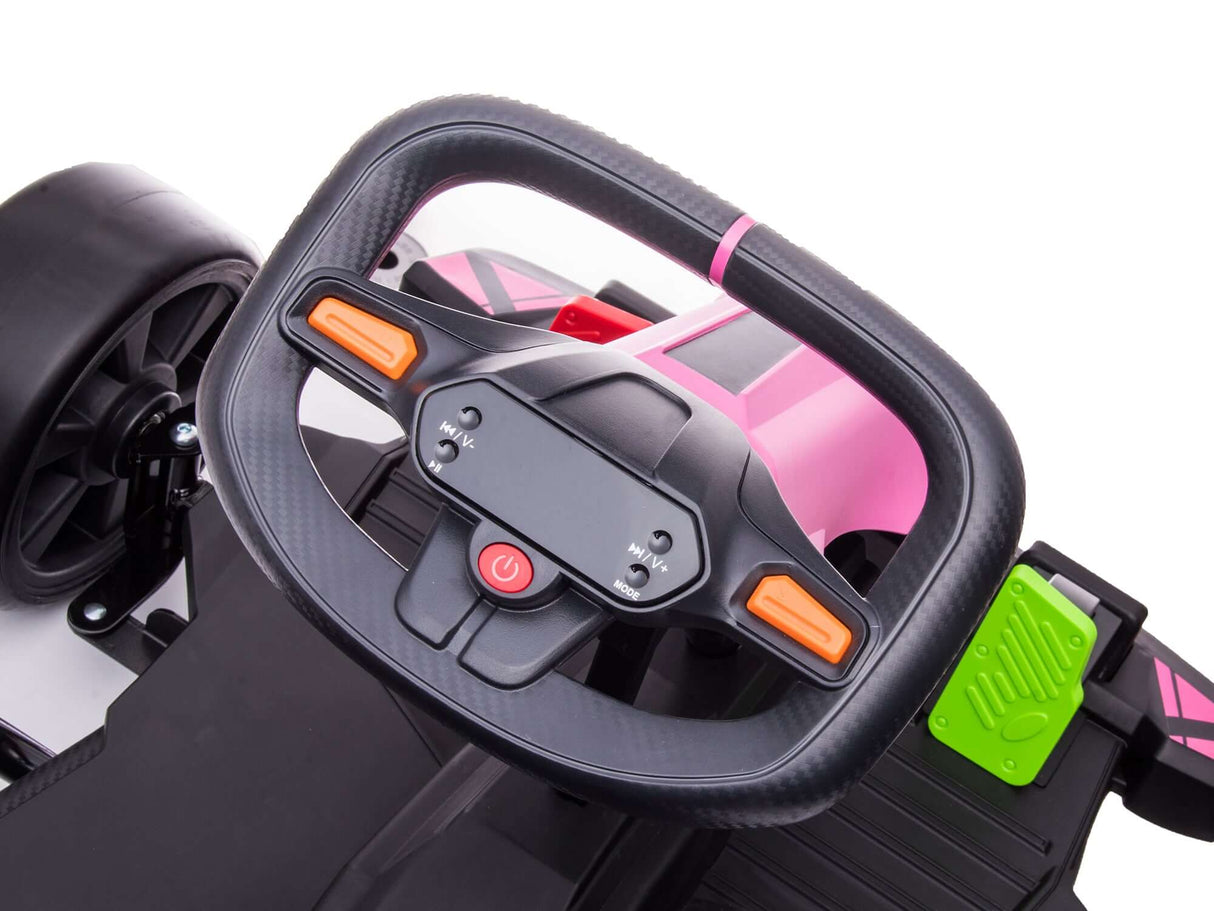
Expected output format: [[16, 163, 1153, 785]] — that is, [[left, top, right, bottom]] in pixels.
[[709, 214, 757, 286]]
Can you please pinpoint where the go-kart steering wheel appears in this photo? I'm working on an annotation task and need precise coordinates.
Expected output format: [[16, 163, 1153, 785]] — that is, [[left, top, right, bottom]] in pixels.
[[198, 97, 1024, 827]]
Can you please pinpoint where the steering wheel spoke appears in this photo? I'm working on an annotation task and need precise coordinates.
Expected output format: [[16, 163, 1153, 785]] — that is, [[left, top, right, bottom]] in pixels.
[[672, 508, 873, 687], [281, 270, 563, 427]]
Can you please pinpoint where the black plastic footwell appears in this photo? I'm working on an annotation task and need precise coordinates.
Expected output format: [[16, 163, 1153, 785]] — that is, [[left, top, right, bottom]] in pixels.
[[0, 431, 1186, 911], [686, 714, 1118, 910], [0, 433, 454, 911]]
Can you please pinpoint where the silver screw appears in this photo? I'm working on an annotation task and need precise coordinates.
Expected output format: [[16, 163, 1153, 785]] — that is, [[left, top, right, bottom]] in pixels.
[[82, 603, 108, 623], [170, 422, 199, 448]]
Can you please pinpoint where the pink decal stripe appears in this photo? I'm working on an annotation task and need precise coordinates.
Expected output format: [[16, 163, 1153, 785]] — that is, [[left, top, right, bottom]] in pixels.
[[1177, 673, 1214, 723], [709, 215, 757, 286], [1155, 657, 1180, 717], [1188, 737, 1214, 760], [426, 252, 490, 309], [492, 263, 562, 303]]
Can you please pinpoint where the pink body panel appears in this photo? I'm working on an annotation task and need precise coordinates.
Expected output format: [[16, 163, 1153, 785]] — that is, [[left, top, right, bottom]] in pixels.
[[424, 252, 490, 307], [611, 298, 928, 550], [491, 261, 568, 307], [424, 252, 572, 313], [421, 248, 928, 550]]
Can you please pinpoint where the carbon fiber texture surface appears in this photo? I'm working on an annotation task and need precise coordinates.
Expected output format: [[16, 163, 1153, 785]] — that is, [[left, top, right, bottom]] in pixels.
[[0, 729, 104, 820]]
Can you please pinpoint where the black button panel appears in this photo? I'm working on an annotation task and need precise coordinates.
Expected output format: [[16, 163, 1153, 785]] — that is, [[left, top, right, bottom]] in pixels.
[[415, 380, 703, 607]]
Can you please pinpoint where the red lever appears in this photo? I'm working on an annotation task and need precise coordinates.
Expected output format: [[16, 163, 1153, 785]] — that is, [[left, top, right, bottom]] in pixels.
[[549, 295, 651, 344]]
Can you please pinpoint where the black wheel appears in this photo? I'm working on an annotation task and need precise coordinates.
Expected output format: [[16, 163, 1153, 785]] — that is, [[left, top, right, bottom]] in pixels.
[[0, 164, 259, 604]]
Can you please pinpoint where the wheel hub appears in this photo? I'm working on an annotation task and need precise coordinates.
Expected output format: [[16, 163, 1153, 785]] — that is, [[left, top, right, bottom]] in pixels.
[[90, 373, 181, 481]]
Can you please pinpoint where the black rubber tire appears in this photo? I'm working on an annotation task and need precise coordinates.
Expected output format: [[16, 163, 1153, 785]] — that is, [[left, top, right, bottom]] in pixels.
[[0, 164, 259, 605]]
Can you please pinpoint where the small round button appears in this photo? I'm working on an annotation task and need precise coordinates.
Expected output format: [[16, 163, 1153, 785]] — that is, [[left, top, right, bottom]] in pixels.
[[477, 543, 534, 594], [647, 531, 672, 554], [458, 406, 482, 430], [625, 564, 650, 588], [434, 440, 459, 463]]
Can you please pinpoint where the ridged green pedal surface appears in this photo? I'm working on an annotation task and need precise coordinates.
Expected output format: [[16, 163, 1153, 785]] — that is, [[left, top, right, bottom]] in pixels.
[[929, 565, 1097, 785]]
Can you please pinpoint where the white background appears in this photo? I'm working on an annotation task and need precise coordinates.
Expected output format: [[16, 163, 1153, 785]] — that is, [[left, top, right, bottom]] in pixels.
[[1, 4, 1212, 907]]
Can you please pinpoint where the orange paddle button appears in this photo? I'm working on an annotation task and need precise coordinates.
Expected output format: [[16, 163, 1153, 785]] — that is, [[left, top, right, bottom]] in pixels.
[[746, 575, 852, 663], [307, 297, 417, 379]]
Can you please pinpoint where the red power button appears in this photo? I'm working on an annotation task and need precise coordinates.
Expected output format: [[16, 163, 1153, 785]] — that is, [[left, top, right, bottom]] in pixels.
[[477, 543, 534, 594]]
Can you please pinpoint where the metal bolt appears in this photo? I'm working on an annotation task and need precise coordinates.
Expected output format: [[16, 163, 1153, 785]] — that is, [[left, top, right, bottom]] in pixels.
[[170, 422, 199, 448], [82, 603, 108, 623]]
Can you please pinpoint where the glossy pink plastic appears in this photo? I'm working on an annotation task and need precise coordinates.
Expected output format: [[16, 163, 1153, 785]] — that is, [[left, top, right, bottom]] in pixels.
[[611, 298, 928, 550]]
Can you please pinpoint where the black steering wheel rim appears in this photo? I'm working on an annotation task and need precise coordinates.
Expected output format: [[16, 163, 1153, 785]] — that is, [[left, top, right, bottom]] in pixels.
[[198, 97, 1024, 827]]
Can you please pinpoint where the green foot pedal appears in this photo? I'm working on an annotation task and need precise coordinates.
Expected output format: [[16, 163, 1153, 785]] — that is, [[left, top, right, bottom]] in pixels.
[[929, 565, 1097, 785]]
